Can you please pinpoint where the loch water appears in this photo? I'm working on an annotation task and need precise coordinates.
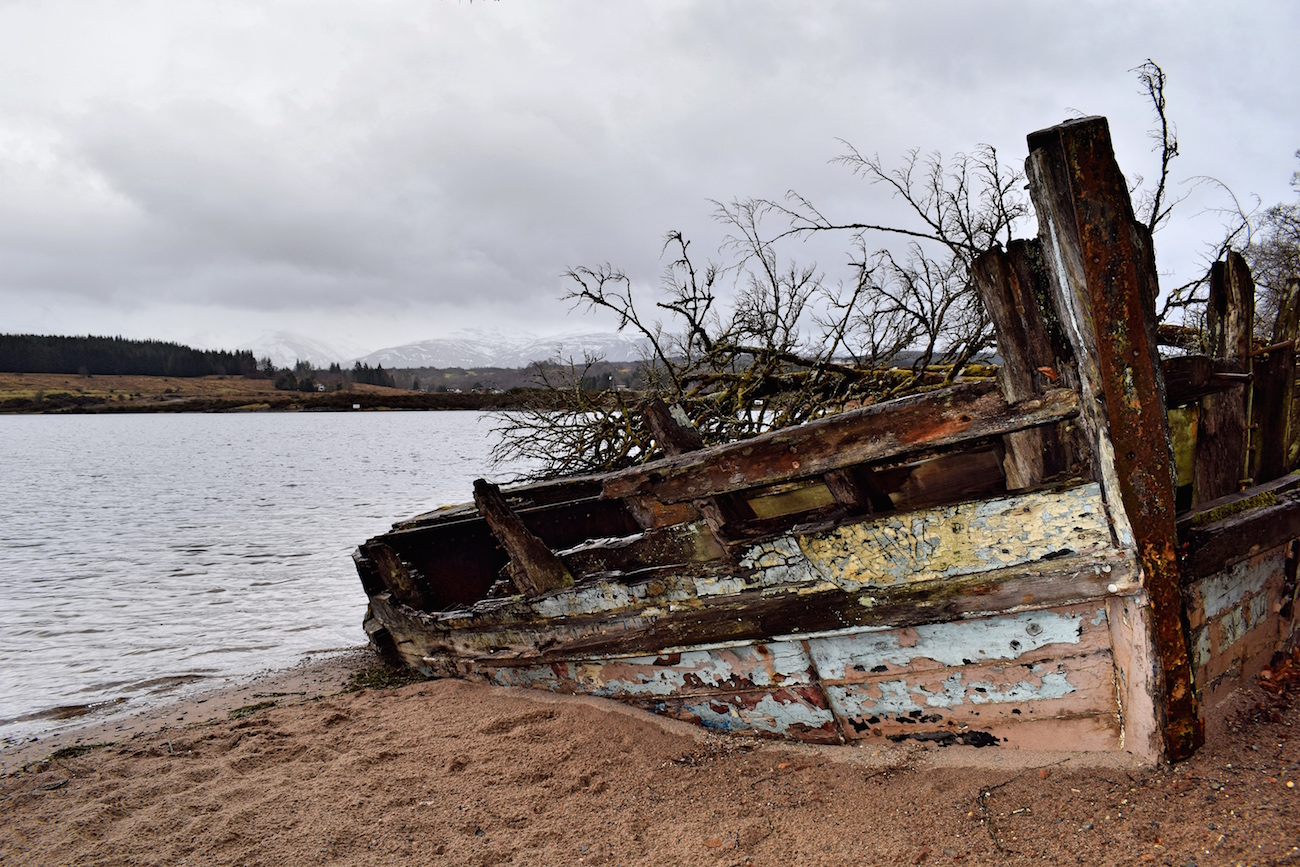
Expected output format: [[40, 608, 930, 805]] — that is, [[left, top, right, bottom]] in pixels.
[[0, 411, 526, 746]]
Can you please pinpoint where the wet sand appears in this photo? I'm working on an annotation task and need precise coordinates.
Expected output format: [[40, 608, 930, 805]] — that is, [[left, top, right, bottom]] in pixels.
[[3, 647, 1297, 865]]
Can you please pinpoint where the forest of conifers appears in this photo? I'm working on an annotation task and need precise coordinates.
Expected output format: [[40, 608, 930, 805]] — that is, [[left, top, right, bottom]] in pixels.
[[0, 334, 260, 378]]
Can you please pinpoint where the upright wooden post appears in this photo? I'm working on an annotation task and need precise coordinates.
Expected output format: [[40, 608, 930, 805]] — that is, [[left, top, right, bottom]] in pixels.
[[1194, 252, 1254, 502], [972, 241, 1065, 488], [1025, 116, 1203, 760], [1253, 274, 1300, 481], [1281, 278, 1300, 471]]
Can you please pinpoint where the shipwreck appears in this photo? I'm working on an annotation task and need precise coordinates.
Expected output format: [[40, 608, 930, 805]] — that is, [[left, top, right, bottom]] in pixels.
[[354, 117, 1300, 762]]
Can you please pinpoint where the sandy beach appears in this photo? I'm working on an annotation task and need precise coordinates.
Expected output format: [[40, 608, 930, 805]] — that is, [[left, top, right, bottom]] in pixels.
[[2, 647, 1297, 866]]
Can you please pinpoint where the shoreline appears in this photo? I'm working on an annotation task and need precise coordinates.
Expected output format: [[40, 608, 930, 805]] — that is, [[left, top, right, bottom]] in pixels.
[[0, 647, 377, 773]]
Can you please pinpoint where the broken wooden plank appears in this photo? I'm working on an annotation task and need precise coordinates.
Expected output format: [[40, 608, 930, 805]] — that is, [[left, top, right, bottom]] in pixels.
[[602, 381, 1078, 504], [639, 396, 757, 548], [1026, 115, 1202, 760], [1162, 355, 1249, 407], [556, 521, 726, 576], [473, 478, 575, 596], [1179, 476, 1300, 577], [355, 541, 431, 611], [1279, 279, 1300, 472], [392, 547, 1137, 671], [882, 446, 1007, 512], [395, 474, 608, 530], [821, 466, 894, 513], [1196, 252, 1255, 502], [642, 397, 706, 455]]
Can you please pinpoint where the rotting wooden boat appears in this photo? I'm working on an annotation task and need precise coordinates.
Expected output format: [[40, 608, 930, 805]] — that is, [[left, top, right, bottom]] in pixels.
[[354, 117, 1300, 762]]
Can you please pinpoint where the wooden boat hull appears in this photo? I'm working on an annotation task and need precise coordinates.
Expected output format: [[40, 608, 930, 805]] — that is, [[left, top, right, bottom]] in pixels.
[[355, 116, 1300, 761]]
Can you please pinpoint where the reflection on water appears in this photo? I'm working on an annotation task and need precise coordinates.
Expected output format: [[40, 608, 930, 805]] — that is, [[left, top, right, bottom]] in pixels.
[[0, 411, 521, 744]]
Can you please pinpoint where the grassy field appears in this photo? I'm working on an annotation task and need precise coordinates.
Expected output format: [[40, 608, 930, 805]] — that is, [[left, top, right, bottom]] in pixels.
[[0, 372, 534, 412]]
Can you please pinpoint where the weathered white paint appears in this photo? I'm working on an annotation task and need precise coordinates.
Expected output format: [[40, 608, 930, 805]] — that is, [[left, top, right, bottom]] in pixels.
[[484, 640, 818, 699], [807, 607, 1104, 679], [738, 536, 823, 587], [1194, 548, 1284, 619], [1218, 592, 1270, 650], [825, 662, 1080, 717], [667, 692, 837, 735], [531, 582, 637, 618]]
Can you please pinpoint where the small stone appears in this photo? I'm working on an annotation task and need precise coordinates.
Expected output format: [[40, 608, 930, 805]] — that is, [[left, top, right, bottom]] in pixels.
[[703, 837, 723, 849], [1038, 768, 1050, 780], [1080, 822, 1093, 831]]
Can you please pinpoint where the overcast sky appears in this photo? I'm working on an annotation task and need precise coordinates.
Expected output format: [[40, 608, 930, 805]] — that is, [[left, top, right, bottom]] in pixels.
[[1, 1, 1297, 356]]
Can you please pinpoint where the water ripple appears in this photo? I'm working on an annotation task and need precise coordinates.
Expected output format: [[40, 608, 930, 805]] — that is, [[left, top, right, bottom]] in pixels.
[[0, 411, 527, 742]]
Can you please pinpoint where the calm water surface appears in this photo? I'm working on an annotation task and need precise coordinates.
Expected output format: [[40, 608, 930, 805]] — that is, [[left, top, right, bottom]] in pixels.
[[0, 411, 525, 745]]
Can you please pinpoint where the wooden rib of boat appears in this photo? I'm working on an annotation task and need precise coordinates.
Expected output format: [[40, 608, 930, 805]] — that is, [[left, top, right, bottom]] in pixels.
[[354, 117, 1300, 762]]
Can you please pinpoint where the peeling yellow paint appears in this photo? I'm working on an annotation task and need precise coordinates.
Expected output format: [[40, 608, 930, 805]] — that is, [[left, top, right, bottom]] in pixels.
[[797, 483, 1112, 587]]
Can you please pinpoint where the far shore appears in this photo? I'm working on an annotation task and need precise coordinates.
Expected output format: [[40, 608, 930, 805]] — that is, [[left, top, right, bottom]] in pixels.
[[0, 372, 571, 414]]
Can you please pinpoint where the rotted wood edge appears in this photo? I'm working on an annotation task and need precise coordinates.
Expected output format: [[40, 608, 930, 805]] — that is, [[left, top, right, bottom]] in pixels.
[[603, 381, 1079, 504], [972, 244, 1060, 489], [1196, 252, 1254, 503], [1178, 472, 1300, 577], [371, 549, 1139, 669]]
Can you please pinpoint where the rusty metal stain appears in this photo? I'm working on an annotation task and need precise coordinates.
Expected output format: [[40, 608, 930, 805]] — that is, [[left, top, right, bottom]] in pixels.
[[789, 483, 1110, 588]]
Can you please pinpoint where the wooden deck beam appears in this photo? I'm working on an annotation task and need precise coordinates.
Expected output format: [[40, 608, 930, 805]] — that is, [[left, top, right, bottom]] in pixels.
[[603, 381, 1078, 504]]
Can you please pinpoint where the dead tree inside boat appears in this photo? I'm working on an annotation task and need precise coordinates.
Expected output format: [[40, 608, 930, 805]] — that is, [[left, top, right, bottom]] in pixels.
[[354, 117, 1300, 762]]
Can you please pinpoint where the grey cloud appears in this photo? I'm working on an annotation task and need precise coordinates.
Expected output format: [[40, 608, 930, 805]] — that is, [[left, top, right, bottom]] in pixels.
[[0, 0, 1295, 351]]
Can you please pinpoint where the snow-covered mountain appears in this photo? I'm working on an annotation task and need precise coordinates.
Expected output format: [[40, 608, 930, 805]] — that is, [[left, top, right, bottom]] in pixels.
[[357, 329, 651, 369], [241, 332, 372, 369]]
